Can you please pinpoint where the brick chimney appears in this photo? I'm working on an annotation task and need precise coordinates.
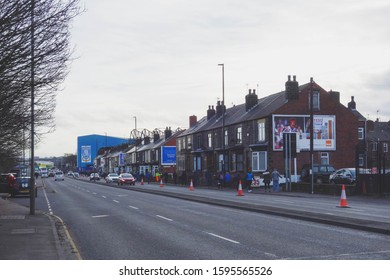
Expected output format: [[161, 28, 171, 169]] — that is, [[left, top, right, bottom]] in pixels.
[[189, 115, 197, 127], [285, 75, 299, 100], [348, 96, 356, 110], [245, 89, 258, 111]]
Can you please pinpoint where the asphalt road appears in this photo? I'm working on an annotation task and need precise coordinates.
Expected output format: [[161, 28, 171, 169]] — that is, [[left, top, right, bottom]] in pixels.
[[11, 177, 390, 259]]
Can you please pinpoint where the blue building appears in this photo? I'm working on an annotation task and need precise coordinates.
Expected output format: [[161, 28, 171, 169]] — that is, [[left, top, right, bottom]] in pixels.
[[77, 134, 129, 172]]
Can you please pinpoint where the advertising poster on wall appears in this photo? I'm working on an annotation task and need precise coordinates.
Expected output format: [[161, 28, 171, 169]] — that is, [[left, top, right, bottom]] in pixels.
[[81, 145, 92, 163], [161, 146, 176, 166], [273, 115, 336, 151]]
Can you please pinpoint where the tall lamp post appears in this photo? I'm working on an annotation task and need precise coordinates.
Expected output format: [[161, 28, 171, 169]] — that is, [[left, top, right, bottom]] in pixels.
[[30, 0, 36, 215], [133, 116, 137, 173], [218, 64, 225, 172]]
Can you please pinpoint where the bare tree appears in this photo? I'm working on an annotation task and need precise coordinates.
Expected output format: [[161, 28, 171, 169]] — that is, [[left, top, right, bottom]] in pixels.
[[0, 0, 82, 171]]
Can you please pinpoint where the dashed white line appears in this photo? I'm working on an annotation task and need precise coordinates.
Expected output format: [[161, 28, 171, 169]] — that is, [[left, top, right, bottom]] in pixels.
[[156, 215, 173, 222], [205, 232, 240, 244], [129, 206, 139, 210], [92, 215, 109, 218], [43, 187, 53, 215], [113, 200, 120, 203], [101, 195, 106, 199]]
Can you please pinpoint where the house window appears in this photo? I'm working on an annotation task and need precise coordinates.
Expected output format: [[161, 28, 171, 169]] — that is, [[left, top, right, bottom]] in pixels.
[[236, 127, 242, 144], [197, 134, 202, 148], [320, 152, 329, 165], [178, 138, 182, 151], [194, 156, 201, 171], [384, 143, 388, 153], [372, 142, 378, 152], [309, 91, 320, 111], [358, 155, 364, 167], [252, 151, 267, 172], [187, 136, 192, 149], [258, 120, 265, 142], [208, 133, 212, 148], [224, 128, 228, 147], [358, 127, 364, 140]]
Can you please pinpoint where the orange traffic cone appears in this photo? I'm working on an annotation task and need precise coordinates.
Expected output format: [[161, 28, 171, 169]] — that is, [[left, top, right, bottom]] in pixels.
[[237, 180, 244, 196], [189, 179, 194, 191], [337, 185, 350, 208], [141, 178, 144, 185], [160, 179, 164, 187]]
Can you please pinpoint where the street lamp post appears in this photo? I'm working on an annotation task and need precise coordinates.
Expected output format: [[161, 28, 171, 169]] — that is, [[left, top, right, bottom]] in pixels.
[[218, 64, 225, 172], [30, 0, 36, 215], [133, 116, 137, 173]]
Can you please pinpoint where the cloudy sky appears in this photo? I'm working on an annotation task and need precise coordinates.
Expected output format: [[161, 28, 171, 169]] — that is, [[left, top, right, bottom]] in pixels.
[[35, 0, 390, 158]]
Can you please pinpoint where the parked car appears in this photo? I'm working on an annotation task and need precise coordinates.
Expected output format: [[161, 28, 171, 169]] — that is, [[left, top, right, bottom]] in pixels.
[[54, 171, 65, 181], [329, 168, 356, 185], [90, 173, 100, 181], [105, 173, 119, 183], [72, 172, 80, 178], [118, 173, 135, 185], [300, 164, 336, 184]]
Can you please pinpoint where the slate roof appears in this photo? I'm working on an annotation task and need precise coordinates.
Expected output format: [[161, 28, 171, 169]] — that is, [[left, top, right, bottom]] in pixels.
[[367, 122, 390, 141]]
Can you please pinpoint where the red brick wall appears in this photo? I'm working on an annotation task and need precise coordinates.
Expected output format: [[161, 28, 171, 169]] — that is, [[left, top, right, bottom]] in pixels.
[[269, 83, 359, 173]]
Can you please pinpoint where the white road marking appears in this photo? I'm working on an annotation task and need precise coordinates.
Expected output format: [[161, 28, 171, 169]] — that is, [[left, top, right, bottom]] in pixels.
[[43, 187, 53, 215], [92, 215, 109, 218], [101, 195, 106, 198], [129, 206, 139, 210], [156, 215, 173, 222], [205, 232, 240, 244], [113, 200, 120, 203], [92, 192, 97, 195]]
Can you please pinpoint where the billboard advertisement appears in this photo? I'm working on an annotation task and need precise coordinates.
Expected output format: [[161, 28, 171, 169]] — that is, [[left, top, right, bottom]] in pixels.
[[161, 146, 176, 166], [81, 145, 92, 163], [273, 115, 336, 151]]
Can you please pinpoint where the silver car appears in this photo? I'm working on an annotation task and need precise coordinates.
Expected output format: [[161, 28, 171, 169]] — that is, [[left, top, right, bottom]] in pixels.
[[105, 173, 119, 183]]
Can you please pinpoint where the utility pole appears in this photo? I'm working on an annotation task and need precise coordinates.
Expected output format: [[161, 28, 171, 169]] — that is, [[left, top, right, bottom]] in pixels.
[[310, 77, 314, 194], [218, 64, 225, 172], [30, 0, 36, 215]]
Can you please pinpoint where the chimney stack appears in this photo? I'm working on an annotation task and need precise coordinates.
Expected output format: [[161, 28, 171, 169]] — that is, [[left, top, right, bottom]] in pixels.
[[245, 89, 258, 111], [285, 75, 299, 100], [189, 115, 197, 128], [348, 96, 356, 110]]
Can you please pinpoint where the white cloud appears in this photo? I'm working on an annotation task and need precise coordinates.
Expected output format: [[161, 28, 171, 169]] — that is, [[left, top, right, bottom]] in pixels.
[[35, 0, 390, 157]]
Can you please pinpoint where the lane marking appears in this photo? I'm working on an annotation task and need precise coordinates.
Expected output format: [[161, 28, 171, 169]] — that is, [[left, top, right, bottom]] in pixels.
[[113, 200, 120, 203], [101, 195, 106, 199], [92, 215, 109, 218], [156, 215, 173, 222], [92, 192, 97, 195], [43, 187, 53, 215], [205, 232, 240, 244], [129, 206, 139, 210]]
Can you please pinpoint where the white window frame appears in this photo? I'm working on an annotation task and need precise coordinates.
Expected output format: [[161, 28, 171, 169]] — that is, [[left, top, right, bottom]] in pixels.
[[358, 127, 364, 140], [320, 152, 329, 165], [236, 127, 242, 144], [258, 120, 265, 142], [252, 151, 267, 172], [208, 133, 212, 148]]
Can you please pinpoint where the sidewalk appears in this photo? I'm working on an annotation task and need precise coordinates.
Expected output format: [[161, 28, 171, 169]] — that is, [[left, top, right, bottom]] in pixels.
[[0, 192, 79, 260]]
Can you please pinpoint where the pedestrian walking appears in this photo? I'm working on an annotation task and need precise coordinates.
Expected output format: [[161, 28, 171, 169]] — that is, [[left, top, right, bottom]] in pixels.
[[263, 169, 271, 192], [246, 170, 253, 192], [271, 168, 282, 192], [224, 171, 232, 189], [217, 172, 224, 190]]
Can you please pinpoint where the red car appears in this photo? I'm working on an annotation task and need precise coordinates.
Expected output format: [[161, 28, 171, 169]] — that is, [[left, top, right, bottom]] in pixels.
[[118, 173, 136, 185]]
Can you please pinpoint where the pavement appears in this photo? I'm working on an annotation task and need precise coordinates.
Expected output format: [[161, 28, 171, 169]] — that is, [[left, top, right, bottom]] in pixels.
[[1, 177, 389, 260]]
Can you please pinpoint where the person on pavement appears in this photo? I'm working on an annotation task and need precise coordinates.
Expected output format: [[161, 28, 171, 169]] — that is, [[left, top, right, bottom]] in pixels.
[[263, 169, 271, 192], [246, 170, 253, 192], [272, 168, 282, 192]]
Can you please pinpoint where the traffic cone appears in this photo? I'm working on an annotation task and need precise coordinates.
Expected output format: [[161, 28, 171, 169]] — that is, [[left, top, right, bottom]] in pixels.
[[189, 179, 194, 191], [160, 179, 164, 187], [337, 184, 350, 208], [141, 178, 144, 185], [237, 180, 244, 196]]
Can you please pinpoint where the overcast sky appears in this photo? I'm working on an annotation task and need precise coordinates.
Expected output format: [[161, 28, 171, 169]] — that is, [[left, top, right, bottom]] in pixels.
[[35, 0, 390, 158]]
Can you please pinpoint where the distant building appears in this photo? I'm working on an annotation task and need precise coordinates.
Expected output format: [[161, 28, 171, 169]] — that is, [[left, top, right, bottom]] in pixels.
[[176, 75, 360, 184], [77, 134, 129, 172]]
